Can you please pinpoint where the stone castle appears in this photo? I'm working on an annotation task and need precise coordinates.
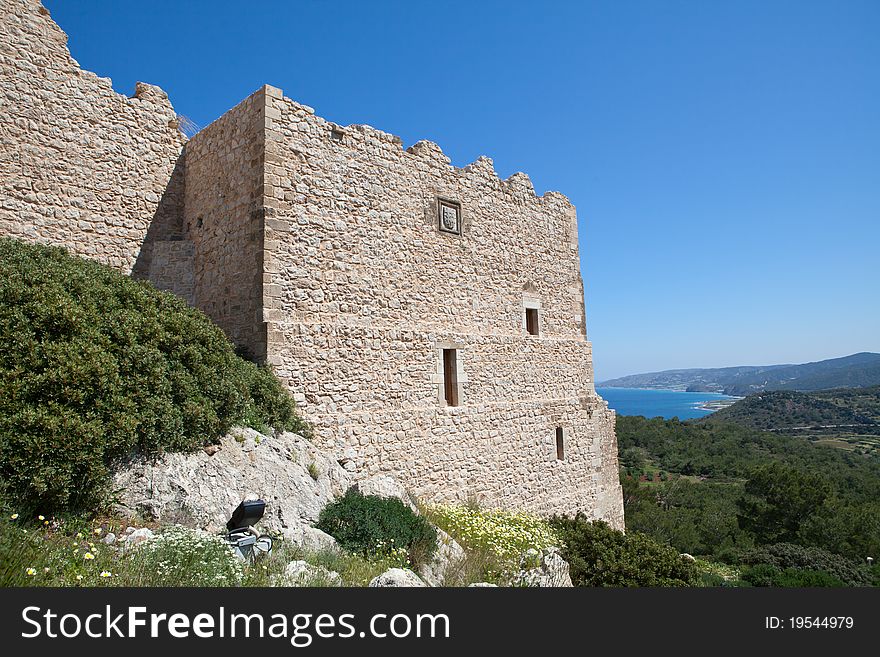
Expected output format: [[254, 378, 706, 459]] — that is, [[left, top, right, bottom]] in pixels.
[[0, 0, 624, 527]]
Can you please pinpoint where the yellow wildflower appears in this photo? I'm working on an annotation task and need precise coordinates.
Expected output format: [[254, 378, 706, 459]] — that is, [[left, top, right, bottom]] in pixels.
[[26, 568, 36, 576]]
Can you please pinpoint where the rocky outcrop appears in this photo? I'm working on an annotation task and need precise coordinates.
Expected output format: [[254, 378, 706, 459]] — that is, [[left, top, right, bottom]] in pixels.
[[350, 475, 419, 512], [418, 528, 466, 586], [509, 547, 573, 587], [273, 560, 342, 587], [112, 429, 351, 535], [368, 568, 427, 587]]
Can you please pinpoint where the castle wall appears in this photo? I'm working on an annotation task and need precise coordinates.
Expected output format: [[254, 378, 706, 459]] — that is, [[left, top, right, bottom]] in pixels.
[[260, 88, 624, 526], [182, 89, 268, 358], [0, 0, 185, 274], [0, 1, 624, 525]]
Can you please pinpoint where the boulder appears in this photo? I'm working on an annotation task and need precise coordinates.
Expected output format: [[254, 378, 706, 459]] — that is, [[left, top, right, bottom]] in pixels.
[[283, 522, 340, 554], [121, 527, 154, 548], [509, 547, 573, 587], [349, 475, 418, 512], [273, 560, 342, 587], [112, 430, 352, 533], [368, 568, 427, 587], [418, 528, 466, 586]]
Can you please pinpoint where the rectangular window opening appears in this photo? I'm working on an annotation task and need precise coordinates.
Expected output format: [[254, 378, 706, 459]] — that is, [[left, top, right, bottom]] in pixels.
[[525, 307, 539, 336], [443, 348, 459, 407], [555, 427, 565, 461]]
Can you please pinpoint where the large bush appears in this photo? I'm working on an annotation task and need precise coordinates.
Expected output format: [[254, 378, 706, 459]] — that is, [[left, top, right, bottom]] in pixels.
[[736, 543, 871, 587], [0, 238, 306, 512], [316, 490, 437, 568], [550, 515, 698, 587], [739, 564, 846, 588]]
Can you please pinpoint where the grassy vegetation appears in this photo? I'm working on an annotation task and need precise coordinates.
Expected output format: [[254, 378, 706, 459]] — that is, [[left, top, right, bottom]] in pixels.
[[0, 511, 400, 588]]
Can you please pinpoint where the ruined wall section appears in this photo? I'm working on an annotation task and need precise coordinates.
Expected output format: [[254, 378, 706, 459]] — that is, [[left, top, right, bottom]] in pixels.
[[0, 0, 185, 274], [182, 88, 268, 359], [260, 87, 623, 526]]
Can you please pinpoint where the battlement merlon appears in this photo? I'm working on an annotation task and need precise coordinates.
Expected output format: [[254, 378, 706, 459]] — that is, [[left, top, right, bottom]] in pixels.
[[254, 84, 579, 213]]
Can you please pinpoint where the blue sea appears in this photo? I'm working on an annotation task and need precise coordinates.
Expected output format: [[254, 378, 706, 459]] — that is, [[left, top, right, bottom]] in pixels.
[[595, 387, 738, 420]]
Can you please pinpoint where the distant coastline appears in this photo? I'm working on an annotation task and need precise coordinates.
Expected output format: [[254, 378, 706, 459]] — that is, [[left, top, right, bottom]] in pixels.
[[596, 387, 740, 420]]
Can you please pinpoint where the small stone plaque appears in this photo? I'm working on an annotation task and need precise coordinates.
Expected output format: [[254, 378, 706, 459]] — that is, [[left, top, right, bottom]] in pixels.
[[438, 200, 461, 235]]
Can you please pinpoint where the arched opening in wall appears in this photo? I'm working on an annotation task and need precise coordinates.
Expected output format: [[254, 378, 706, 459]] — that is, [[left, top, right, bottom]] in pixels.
[[555, 427, 565, 461]]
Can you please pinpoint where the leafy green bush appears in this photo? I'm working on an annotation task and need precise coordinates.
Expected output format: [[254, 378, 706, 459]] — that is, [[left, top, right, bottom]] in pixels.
[[740, 563, 846, 587], [736, 543, 871, 587], [550, 515, 698, 587], [316, 490, 437, 568], [0, 238, 307, 512]]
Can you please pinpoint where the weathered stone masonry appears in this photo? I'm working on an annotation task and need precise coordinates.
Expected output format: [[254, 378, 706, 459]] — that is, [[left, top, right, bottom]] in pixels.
[[0, 0, 624, 527]]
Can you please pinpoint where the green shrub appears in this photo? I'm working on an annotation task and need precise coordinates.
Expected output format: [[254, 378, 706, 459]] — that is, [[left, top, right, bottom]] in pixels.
[[737, 543, 871, 587], [549, 515, 698, 587], [316, 490, 437, 568], [740, 563, 846, 588], [0, 238, 306, 512]]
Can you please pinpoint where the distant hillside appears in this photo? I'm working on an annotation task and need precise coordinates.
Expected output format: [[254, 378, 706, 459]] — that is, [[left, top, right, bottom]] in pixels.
[[599, 352, 880, 396], [703, 389, 877, 431]]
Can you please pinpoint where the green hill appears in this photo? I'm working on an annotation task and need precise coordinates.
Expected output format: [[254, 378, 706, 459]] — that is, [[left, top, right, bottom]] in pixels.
[[599, 352, 880, 395], [704, 390, 877, 431]]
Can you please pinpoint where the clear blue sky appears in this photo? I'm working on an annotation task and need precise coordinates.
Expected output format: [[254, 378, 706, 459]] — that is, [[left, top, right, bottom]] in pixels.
[[45, 0, 880, 380]]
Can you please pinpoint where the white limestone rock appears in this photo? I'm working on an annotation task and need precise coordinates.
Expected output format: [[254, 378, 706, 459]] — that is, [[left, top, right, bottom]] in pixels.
[[112, 429, 352, 533], [509, 547, 573, 587], [283, 522, 340, 554], [122, 527, 155, 548], [418, 528, 466, 586], [273, 560, 342, 587], [368, 568, 427, 588], [350, 475, 418, 512]]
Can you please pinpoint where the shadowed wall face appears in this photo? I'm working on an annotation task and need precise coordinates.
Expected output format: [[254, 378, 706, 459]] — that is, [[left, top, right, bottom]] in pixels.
[[0, 0, 185, 274], [181, 90, 268, 360]]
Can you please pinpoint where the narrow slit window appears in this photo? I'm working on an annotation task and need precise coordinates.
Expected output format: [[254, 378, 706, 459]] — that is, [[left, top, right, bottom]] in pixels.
[[525, 307, 539, 336], [443, 348, 459, 407], [555, 427, 565, 460]]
